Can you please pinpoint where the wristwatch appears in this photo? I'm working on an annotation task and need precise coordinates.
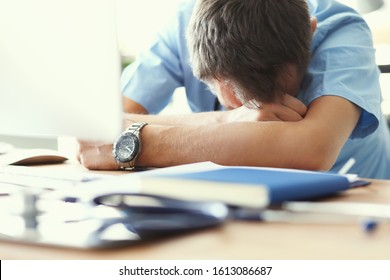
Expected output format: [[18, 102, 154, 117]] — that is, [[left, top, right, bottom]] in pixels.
[[112, 122, 148, 170]]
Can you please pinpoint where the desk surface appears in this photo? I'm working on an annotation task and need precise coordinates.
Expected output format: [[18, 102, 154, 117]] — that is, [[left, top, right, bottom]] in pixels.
[[1, 162, 390, 260]]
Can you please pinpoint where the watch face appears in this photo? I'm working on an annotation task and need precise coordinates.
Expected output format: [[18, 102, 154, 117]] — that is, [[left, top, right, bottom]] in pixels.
[[114, 133, 139, 163]]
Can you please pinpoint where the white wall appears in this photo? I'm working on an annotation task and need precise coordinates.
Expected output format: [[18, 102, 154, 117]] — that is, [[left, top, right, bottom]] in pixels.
[[116, 0, 183, 57]]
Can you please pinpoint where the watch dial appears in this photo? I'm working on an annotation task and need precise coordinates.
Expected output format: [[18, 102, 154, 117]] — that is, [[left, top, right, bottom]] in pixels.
[[116, 134, 139, 162]]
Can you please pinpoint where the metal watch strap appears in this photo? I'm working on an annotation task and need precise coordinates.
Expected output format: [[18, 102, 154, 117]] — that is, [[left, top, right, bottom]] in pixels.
[[118, 122, 147, 170], [126, 122, 147, 134]]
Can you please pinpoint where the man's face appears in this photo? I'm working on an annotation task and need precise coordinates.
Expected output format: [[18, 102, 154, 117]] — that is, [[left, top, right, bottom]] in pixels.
[[206, 62, 303, 110], [208, 79, 243, 110]]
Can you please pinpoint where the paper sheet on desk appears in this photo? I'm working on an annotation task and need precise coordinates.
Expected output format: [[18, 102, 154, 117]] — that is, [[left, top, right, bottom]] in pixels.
[[0, 165, 115, 197]]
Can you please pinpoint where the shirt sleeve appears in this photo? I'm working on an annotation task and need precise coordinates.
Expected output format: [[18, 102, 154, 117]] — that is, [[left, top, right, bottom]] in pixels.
[[301, 3, 382, 139]]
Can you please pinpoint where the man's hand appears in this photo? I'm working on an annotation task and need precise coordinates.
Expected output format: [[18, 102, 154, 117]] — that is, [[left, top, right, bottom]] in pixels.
[[77, 141, 118, 170], [226, 94, 307, 122]]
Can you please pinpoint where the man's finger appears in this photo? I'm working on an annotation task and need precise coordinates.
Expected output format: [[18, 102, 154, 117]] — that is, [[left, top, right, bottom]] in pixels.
[[281, 94, 307, 117]]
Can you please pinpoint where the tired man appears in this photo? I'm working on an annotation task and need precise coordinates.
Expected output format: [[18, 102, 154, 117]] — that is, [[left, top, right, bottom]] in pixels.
[[79, 0, 390, 179]]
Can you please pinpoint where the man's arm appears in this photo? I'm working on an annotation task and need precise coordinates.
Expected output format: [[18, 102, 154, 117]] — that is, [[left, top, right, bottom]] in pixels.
[[123, 94, 307, 126], [79, 95, 360, 171]]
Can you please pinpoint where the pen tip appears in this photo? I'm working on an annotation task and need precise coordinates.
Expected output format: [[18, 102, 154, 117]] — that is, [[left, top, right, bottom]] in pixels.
[[361, 219, 378, 234]]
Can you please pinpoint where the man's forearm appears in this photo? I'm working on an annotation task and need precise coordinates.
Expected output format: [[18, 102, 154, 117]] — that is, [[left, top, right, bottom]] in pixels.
[[124, 111, 226, 127], [136, 96, 359, 171], [137, 121, 322, 170]]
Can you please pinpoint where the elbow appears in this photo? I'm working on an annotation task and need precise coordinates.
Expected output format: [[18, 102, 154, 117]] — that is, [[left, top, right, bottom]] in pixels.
[[299, 152, 336, 172], [289, 140, 340, 172]]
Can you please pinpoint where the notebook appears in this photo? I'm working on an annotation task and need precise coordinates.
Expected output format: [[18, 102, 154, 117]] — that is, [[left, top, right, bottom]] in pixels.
[[136, 162, 369, 208]]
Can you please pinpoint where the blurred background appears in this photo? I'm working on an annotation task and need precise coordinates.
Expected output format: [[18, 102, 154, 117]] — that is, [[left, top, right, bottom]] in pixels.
[[338, 0, 390, 124], [116, 0, 182, 66], [1, 0, 389, 149]]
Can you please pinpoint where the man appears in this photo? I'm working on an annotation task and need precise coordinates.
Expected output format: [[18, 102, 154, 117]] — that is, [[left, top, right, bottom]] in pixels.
[[79, 0, 390, 179]]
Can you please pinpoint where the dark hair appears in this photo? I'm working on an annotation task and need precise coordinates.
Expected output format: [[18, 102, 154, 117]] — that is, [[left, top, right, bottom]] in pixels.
[[187, 0, 312, 104]]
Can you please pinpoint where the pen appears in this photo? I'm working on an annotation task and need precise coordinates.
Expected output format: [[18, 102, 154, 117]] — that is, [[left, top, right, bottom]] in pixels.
[[338, 157, 356, 175], [283, 201, 390, 233], [283, 201, 390, 220], [232, 207, 378, 224], [233, 201, 389, 233]]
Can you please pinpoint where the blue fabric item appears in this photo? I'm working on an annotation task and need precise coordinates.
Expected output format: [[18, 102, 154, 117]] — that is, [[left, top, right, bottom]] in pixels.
[[121, 0, 390, 179]]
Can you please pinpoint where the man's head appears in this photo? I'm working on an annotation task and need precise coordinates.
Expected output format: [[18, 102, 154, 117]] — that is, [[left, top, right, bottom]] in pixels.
[[187, 0, 313, 108]]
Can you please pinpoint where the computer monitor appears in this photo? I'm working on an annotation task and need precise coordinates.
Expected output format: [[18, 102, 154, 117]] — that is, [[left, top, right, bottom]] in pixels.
[[0, 0, 123, 142]]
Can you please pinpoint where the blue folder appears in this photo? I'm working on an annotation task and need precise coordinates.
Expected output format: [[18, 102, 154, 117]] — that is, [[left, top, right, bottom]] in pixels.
[[156, 167, 368, 204]]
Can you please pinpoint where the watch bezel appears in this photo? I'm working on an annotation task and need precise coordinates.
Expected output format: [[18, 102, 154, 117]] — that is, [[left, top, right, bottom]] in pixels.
[[113, 132, 140, 163]]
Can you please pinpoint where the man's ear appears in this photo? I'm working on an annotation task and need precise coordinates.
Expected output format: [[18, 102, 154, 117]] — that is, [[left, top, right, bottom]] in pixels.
[[311, 17, 317, 33]]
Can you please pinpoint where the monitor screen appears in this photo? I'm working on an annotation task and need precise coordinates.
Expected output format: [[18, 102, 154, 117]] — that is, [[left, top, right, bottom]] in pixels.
[[0, 0, 123, 142]]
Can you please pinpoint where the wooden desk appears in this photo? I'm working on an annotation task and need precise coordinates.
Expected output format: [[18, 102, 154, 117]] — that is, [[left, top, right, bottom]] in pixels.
[[1, 162, 390, 260]]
